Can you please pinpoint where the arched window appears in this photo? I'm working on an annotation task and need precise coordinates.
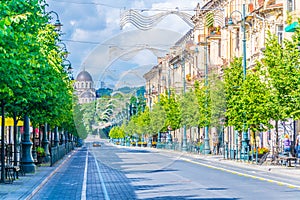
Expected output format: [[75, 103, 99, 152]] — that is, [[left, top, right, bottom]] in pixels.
[[81, 82, 84, 88]]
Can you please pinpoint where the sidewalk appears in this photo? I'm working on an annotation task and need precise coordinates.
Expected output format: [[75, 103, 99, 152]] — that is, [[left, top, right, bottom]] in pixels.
[[0, 150, 77, 200], [151, 146, 300, 181]]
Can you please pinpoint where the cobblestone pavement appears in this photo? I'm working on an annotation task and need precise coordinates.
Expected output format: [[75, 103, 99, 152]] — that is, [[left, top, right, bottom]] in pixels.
[[30, 149, 86, 200]]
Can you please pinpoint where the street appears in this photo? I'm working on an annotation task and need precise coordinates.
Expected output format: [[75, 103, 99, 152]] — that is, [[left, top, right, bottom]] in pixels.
[[30, 141, 300, 200]]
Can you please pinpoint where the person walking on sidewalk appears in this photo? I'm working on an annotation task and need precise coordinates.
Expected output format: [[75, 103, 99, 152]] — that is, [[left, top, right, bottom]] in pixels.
[[283, 134, 291, 153], [295, 132, 300, 159]]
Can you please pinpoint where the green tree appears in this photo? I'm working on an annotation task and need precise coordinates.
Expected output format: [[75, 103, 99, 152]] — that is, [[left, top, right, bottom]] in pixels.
[[223, 58, 244, 131], [260, 30, 300, 153], [194, 81, 211, 128], [149, 104, 166, 135], [109, 126, 125, 139], [209, 73, 226, 128], [159, 92, 181, 131], [0, 1, 74, 181], [242, 65, 273, 133], [180, 89, 199, 128]]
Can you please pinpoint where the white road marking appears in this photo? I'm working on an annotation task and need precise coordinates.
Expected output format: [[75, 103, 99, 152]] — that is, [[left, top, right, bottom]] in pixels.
[[81, 150, 88, 200], [93, 152, 110, 200]]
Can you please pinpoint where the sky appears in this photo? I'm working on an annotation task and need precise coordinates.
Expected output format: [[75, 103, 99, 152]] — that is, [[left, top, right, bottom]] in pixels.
[[46, 0, 201, 89]]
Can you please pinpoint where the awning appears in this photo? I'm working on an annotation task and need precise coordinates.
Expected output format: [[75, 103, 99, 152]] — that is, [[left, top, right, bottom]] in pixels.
[[285, 22, 299, 32], [0, 117, 24, 126]]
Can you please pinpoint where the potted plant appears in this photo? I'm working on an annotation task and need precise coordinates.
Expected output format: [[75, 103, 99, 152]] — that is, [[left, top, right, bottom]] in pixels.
[[249, 147, 269, 159], [36, 146, 45, 156], [36, 146, 46, 164]]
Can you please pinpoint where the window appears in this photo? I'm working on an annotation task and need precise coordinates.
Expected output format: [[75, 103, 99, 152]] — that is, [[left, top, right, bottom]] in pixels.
[[287, 0, 295, 12], [276, 25, 283, 45]]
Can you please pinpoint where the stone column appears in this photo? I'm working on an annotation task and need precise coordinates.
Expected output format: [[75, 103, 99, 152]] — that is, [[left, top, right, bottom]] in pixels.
[[21, 115, 36, 173]]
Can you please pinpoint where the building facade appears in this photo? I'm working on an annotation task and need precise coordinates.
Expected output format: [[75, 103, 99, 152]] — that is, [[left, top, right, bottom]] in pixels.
[[74, 70, 96, 104], [143, 0, 300, 155]]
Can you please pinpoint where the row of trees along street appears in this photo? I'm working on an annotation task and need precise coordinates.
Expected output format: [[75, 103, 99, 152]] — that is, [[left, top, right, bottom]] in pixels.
[[0, 0, 88, 182], [108, 27, 300, 155]]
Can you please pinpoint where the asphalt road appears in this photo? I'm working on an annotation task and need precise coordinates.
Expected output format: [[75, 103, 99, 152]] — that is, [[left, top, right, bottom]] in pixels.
[[30, 141, 300, 200]]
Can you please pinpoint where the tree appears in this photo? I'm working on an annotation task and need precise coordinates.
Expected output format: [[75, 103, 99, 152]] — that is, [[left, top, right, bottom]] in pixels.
[[242, 64, 273, 133], [194, 81, 211, 128], [149, 104, 166, 135], [109, 126, 125, 139], [135, 107, 150, 136], [73, 102, 88, 140], [209, 73, 226, 128], [159, 92, 181, 131], [223, 58, 244, 131], [0, 0, 74, 181], [180, 89, 199, 128], [260, 30, 300, 154]]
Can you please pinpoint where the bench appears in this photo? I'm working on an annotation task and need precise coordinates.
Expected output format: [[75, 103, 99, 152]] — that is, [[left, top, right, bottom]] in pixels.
[[278, 156, 297, 167], [0, 165, 15, 183]]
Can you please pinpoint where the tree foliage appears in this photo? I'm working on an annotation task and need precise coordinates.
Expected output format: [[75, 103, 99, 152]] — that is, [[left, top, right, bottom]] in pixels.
[[149, 104, 166, 134], [0, 0, 73, 129], [159, 93, 181, 131], [208, 73, 226, 128], [261, 31, 300, 121], [180, 89, 199, 128], [194, 81, 211, 128], [223, 58, 244, 131], [109, 126, 125, 139]]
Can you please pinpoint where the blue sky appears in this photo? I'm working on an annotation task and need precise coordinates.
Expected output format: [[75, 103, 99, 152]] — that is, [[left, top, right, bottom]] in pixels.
[[46, 0, 201, 89]]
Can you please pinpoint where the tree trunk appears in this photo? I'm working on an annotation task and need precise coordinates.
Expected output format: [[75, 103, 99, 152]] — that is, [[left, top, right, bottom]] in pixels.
[[275, 120, 279, 157], [238, 131, 242, 159], [1, 100, 5, 183], [13, 113, 18, 166]]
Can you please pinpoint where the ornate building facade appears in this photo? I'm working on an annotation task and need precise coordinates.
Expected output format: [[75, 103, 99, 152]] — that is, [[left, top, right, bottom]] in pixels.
[[74, 70, 96, 104]]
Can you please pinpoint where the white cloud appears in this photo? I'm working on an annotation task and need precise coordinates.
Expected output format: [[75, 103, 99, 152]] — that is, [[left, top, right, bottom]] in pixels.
[[47, 0, 202, 88]]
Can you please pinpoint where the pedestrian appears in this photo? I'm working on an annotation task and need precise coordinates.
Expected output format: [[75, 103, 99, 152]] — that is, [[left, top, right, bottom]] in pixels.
[[296, 132, 300, 158], [283, 134, 291, 153]]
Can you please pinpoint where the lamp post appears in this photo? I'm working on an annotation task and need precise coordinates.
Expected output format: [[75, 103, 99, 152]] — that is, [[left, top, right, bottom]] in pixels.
[[203, 37, 211, 155], [62, 59, 74, 80], [181, 52, 187, 152], [21, 115, 36, 173], [227, 3, 249, 161], [48, 11, 63, 32], [57, 42, 69, 59]]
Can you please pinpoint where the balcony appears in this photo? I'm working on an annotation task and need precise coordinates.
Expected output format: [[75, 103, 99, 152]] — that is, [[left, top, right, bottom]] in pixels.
[[208, 26, 221, 40]]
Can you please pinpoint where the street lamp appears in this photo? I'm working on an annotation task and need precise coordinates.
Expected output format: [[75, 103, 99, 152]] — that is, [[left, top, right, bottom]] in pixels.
[[181, 51, 187, 152], [57, 42, 69, 59], [204, 37, 211, 155], [227, 3, 249, 161], [62, 59, 74, 80], [48, 11, 63, 32]]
